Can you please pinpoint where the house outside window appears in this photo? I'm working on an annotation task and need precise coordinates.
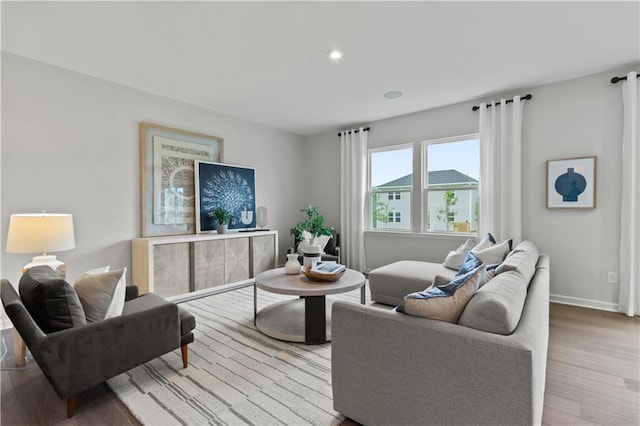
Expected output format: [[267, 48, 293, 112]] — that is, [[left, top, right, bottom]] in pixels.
[[368, 135, 479, 234], [388, 211, 401, 222], [424, 136, 480, 233], [369, 145, 412, 230]]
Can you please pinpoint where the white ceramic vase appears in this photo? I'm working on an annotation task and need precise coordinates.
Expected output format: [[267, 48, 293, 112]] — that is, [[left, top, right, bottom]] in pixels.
[[285, 253, 302, 274]]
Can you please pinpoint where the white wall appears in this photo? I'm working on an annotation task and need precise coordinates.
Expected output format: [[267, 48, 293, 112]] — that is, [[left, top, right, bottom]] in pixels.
[[2, 51, 635, 312], [1, 53, 307, 286], [306, 65, 638, 311]]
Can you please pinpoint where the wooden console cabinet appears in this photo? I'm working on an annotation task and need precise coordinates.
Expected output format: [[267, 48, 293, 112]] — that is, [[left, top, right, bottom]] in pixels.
[[132, 231, 278, 299]]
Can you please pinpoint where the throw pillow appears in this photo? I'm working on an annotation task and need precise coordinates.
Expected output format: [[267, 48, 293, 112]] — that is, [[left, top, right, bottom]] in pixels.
[[442, 238, 475, 271], [19, 265, 86, 333], [472, 233, 497, 252], [472, 239, 511, 265], [80, 266, 110, 276], [397, 265, 485, 323], [456, 252, 483, 276], [74, 267, 127, 322]]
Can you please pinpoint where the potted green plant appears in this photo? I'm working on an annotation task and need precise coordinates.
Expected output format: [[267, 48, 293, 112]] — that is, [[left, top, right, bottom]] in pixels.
[[211, 207, 231, 234], [290, 204, 333, 245]]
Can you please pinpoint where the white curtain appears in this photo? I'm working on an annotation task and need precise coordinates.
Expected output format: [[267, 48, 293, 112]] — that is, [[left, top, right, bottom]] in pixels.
[[340, 128, 368, 271], [478, 97, 526, 243], [618, 71, 640, 317]]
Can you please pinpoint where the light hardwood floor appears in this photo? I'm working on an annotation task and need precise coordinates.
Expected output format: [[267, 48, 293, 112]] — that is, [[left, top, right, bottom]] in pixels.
[[1, 303, 639, 425], [542, 304, 639, 425]]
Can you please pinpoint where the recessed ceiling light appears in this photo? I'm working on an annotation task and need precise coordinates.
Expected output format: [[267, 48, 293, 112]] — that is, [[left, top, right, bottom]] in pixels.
[[384, 91, 402, 99], [328, 49, 344, 60]]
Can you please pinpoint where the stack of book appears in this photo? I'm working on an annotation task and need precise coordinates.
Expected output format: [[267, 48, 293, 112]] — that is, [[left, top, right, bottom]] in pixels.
[[311, 261, 346, 275]]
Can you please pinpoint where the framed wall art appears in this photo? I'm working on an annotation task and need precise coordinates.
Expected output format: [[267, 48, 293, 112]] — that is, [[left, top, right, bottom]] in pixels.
[[140, 122, 223, 236], [546, 156, 596, 209], [195, 161, 256, 233]]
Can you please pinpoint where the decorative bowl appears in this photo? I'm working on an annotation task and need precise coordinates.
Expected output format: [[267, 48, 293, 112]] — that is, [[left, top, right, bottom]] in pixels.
[[302, 266, 345, 282]]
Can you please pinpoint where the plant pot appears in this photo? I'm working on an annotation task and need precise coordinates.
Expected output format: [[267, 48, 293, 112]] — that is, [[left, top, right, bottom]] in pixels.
[[216, 224, 228, 234]]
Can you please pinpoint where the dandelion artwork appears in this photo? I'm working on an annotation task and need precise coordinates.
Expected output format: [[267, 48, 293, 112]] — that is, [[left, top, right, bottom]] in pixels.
[[195, 161, 256, 232]]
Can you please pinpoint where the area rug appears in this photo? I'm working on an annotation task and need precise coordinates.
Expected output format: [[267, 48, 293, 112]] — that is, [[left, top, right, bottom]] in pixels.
[[107, 285, 364, 425]]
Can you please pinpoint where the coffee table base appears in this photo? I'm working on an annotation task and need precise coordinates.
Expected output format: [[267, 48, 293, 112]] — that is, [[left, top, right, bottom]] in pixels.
[[255, 296, 338, 344]]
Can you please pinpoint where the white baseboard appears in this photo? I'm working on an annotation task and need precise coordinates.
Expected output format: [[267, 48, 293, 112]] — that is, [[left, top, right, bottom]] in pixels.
[[550, 294, 619, 313]]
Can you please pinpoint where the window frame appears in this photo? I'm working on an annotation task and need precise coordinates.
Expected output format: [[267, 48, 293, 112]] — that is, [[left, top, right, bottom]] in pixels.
[[421, 133, 480, 235], [367, 143, 413, 231]]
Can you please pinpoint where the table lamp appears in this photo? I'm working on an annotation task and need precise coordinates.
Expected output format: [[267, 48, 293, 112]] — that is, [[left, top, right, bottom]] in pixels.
[[6, 212, 76, 278]]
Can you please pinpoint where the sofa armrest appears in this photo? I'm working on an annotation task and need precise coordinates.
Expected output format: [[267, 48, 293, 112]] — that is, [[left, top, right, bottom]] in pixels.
[[331, 302, 537, 426], [36, 294, 181, 398]]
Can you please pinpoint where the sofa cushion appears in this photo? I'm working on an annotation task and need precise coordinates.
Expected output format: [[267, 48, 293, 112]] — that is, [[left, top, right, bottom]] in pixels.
[[458, 270, 527, 335], [369, 261, 457, 306], [396, 266, 485, 323], [19, 265, 86, 333], [442, 238, 475, 270], [496, 241, 539, 287], [74, 268, 127, 322]]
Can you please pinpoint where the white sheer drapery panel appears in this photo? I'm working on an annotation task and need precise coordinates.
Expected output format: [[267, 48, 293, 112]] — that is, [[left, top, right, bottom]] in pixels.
[[340, 128, 367, 272], [478, 97, 525, 243], [618, 71, 639, 317]]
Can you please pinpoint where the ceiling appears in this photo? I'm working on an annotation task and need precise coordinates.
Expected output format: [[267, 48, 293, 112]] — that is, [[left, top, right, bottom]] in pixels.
[[2, 1, 639, 136]]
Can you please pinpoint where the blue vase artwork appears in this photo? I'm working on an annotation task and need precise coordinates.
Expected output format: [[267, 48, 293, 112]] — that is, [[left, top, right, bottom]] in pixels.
[[554, 167, 587, 202]]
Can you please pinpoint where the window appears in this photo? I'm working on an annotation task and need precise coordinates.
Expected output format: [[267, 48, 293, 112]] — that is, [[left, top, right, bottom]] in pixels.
[[388, 211, 401, 222], [424, 136, 480, 233], [369, 145, 412, 230]]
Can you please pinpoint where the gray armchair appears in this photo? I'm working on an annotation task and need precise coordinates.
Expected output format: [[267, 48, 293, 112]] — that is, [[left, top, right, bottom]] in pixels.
[[1, 277, 195, 418]]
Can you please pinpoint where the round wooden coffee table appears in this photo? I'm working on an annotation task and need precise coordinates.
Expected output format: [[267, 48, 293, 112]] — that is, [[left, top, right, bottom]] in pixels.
[[254, 267, 365, 344]]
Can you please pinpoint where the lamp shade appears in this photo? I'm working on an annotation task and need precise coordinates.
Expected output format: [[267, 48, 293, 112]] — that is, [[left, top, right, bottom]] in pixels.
[[6, 213, 76, 254]]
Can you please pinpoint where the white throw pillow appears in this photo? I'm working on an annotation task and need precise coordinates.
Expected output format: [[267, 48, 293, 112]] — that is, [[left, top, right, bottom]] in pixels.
[[472, 240, 511, 265], [74, 267, 126, 322], [442, 238, 475, 270], [80, 266, 110, 276], [472, 233, 496, 252]]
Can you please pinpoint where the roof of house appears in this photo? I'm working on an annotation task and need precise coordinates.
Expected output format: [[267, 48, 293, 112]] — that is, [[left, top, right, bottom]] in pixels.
[[377, 170, 478, 188]]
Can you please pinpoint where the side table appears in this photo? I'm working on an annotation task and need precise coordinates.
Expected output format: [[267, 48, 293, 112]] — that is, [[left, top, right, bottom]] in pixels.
[[254, 267, 365, 344]]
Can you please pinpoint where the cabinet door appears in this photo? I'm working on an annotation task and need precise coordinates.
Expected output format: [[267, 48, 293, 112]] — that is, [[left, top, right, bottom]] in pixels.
[[252, 234, 276, 276], [224, 238, 250, 283], [193, 240, 225, 290], [153, 243, 190, 297]]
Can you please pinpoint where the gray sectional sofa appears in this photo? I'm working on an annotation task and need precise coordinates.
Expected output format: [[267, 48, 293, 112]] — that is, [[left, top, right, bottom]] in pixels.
[[331, 240, 549, 425]]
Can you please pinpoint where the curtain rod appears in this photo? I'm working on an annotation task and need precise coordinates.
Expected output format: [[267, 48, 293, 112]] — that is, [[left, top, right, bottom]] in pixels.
[[337, 127, 370, 137], [611, 73, 640, 84], [472, 94, 532, 111]]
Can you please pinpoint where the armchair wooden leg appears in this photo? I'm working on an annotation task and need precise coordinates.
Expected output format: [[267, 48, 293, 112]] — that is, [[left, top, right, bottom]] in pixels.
[[181, 344, 189, 368], [12, 328, 26, 367], [67, 395, 77, 418]]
